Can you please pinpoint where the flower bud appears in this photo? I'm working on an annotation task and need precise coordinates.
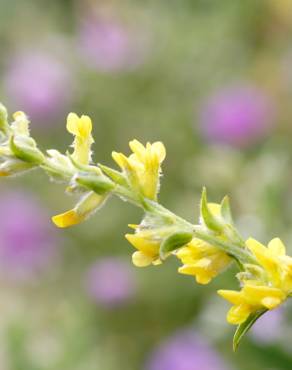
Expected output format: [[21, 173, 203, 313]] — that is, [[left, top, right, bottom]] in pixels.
[[52, 191, 108, 228], [10, 135, 45, 164], [75, 173, 115, 194], [0, 158, 34, 176]]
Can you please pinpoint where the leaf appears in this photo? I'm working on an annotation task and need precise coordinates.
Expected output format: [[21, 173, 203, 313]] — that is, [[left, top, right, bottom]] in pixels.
[[200, 187, 222, 232], [159, 231, 193, 260], [233, 309, 267, 352]]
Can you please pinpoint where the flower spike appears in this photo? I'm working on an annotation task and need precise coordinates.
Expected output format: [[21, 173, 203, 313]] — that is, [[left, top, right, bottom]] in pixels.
[[0, 101, 292, 350]]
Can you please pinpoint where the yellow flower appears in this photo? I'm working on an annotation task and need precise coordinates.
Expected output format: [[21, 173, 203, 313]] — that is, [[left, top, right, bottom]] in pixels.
[[112, 139, 166, 200], [66, 113, 94, 165], [219, 237, 292, 326], [125, 225, 167, 267], [52, 209, 83, 228], [246, 237, 292, 292], [52, 191, 107, 228], [218, 284, 286, 325], [125, 232, 161, 267], [176, 237, 231, 284]]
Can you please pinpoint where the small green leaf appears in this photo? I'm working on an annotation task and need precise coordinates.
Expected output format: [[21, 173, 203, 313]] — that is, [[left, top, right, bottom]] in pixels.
[[233, 309, 267, 352], [159, 231, 193, 260], [220, 196, 233, 224], [200, 187, 222, 232]]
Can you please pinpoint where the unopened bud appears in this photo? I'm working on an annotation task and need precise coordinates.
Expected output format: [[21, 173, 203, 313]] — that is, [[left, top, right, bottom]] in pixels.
[[75, 173, 115, 194], [10, 136, 45, 164]]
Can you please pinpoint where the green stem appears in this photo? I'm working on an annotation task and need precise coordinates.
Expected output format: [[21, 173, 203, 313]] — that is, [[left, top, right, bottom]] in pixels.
[[120, 194, 257, 266], [24, 151, 257, 267]]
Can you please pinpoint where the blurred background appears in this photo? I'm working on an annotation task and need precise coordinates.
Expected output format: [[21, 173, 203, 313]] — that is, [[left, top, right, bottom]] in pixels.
[[1, 0, 292, 369]]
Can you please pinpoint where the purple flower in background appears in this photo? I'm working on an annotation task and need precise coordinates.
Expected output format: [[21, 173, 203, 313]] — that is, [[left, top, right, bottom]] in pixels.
[[200, 84, 275, 147], [146, 330, 228, 370], [79, 16, 144, 72], [0, 190, 58, 280], [251, 308, 283, 344], [85, 257, 136, 307], [5, 52, 72, 125]]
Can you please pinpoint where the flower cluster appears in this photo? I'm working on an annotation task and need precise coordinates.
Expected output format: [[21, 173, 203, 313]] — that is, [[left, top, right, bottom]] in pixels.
[[112, 139, 166, 201], [0, 101, 291, 350], [219, 237, 292, 325], [176, 237, 231, 285]]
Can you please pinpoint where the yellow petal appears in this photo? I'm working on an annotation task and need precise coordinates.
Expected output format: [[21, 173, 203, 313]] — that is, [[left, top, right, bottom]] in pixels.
[[129, 140, 146, 162], [261, 297, 282, 309], [112, 152, 130, 169], [226, 304, 251, 325], [0, 171, 9, 177], [178, 262, 213, 285], [208, 203, 221, 217], [132, 251, 153, 267], [79, 115, 92, 138], [246, 238, 280, 282], [176, 246, 195, 264], [66, 112, 80, 135], [152, 142, 166, 162], [128, 224, 139, 230], [52, 209, 83, 228], [243, 285, 285, 303], [217, 289, 243, 305], [125, 234, 159, 257], [66, 113, 92, 139], [246, 238, 266, 254], [195, 273, 212, 285], [13, 111, 26, 120], [268, 238, 286, 257]]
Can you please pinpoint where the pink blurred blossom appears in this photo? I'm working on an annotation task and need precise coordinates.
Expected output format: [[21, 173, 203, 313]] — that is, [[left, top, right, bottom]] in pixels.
[[199, 84, 276, 147], [0, 190, 59, 281], [251, 308, 283, 344], [5, 52, 73, 125], [85, 257, 136, 308], [79, 17, 145, 72], [146, 329, 229, 370]]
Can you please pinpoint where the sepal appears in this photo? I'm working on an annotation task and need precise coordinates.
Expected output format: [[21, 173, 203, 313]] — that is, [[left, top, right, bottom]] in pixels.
[[220, 196, 233, 224], [200, 188, 222, 232]]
